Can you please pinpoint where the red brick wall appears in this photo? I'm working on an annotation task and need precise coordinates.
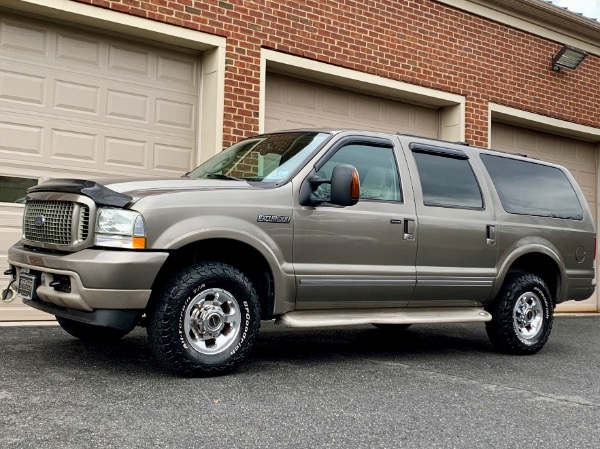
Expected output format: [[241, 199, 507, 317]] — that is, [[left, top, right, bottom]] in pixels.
[[76, 0, 600, 148]]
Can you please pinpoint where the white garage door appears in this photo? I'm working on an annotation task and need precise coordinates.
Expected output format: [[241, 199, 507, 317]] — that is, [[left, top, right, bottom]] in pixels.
[[0, 13, 200, 320], [492, 122, 598, 312], [265, 74, 440, 137]]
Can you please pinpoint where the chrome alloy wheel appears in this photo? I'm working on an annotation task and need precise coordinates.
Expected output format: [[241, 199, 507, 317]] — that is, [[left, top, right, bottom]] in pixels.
[[512, 291, 544, 342], [183, 288, 241, 355]]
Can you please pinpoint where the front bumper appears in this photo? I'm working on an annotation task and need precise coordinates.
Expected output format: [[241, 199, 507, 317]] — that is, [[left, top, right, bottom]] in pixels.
[[24, 297, 140, 331], [7, 242, 169, 312]]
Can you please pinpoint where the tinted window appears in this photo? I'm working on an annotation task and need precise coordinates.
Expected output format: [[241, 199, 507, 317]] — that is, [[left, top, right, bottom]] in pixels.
[[481, 154, 583, 220], [412, 151, 483, 208], [316, 144, 402, 202], [0, 176, 38, 203]]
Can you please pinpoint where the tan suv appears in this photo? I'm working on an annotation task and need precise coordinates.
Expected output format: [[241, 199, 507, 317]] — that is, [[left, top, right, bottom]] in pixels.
[[5, 130, 596, 376]]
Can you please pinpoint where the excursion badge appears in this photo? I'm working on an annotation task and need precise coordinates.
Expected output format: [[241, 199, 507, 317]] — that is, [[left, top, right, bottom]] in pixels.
[[257, 214, 291, 224]]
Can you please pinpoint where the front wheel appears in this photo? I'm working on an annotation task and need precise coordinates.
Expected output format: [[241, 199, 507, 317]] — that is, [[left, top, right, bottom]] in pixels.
[[485, 273, 553, 355], [147, 261, 261, 377]]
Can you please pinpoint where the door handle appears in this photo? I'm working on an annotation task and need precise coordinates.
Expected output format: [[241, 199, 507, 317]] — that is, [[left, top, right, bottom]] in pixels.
[[486, 225, 496, 245], [404, 219, 415, 241]]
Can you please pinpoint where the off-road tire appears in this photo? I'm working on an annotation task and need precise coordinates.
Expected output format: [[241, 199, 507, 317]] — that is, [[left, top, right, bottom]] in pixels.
[[56, 316, 132, 341], [373, 323, 412, 331], [147, 261, 260, 377], [485, 273, 553, 355]]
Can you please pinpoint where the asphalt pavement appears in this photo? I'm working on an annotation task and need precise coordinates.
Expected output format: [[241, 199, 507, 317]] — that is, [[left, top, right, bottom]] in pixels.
[[1, 316, 600, 448]]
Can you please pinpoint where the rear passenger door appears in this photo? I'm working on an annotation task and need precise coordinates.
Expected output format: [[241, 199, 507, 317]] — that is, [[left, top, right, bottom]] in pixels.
[[403, 142, 498, 306]]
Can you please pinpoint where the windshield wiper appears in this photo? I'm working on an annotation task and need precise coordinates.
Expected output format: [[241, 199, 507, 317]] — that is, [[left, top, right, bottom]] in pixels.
[[205, 173, 244, 181]]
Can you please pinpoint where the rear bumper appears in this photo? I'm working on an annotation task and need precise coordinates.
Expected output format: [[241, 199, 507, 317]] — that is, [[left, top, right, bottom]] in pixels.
[[7, 242, 168, 312], [561, 277, 596, 303]]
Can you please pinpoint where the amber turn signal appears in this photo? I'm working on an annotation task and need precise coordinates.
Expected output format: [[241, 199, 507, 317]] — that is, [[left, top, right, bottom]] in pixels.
[[350, 169, 360, 200], [132, 237, 146, 249]]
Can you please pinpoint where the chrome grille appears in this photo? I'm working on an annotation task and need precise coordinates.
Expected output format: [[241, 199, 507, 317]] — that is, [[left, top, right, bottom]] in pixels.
[[78, 206, 90, 241], [23, 201, 89, 246]]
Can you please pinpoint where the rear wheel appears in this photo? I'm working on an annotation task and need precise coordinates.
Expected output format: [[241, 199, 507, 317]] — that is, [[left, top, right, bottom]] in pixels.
[[485, 273, 553, 355], [57, 316, 131, 341], [147, 261, 260, 377]]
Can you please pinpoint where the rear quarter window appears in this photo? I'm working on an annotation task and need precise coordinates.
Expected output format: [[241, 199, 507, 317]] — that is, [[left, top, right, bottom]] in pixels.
[[480, 154, 584, 220]]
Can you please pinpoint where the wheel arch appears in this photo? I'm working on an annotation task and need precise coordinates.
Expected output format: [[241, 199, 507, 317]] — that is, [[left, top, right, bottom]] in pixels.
[[149, 237, 293, 319], [494, 247, 564, 307]]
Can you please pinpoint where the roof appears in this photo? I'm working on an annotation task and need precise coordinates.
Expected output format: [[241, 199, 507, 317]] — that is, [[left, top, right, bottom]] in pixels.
[[545, 1, 598, 23], [479, 0, 600, 45]]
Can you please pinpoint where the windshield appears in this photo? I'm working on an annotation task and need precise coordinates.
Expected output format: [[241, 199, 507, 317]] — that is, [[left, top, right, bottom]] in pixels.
[[187, 132, 330, 182]]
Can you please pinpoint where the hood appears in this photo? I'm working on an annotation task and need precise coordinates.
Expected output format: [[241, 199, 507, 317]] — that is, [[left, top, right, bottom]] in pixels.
[[27, 177, 257, 208]]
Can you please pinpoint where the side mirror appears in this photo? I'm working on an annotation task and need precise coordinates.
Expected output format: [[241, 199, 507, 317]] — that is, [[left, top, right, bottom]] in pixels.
[[330, 164, 360, 206], [299, 164, 360, 207]]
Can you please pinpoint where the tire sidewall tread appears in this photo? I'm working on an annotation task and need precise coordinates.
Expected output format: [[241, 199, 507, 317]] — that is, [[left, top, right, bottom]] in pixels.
[[147, 261, 261, 377], [486, 272, 554, 355]]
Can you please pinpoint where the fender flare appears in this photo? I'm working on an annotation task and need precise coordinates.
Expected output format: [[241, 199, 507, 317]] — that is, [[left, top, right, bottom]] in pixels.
[[492, 243, 566, 301]]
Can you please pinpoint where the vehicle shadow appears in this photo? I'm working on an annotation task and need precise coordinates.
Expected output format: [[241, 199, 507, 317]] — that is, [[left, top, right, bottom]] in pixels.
[[249, 323, 494, 363], [7, 322, 495, 377]]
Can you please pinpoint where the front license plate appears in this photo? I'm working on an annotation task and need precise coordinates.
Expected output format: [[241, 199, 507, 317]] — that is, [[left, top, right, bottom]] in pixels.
[[18, 272, 37, 300]]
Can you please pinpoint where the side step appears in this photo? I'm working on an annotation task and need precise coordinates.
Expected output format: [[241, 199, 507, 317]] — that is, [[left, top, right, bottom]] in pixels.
[[275, 307, 492, 328]]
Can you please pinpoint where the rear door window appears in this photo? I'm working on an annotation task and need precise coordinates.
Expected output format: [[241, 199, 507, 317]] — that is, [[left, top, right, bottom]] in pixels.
[[480, 154, 583, 220], [412, 150, 483, 209]]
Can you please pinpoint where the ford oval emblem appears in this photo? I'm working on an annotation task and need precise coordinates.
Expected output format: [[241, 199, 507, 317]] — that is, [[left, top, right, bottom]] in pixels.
[[34, 215, 45, 226]]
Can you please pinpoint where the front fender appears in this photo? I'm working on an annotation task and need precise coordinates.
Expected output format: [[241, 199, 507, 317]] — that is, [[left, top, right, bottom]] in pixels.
[[152, 215, 296, 314]]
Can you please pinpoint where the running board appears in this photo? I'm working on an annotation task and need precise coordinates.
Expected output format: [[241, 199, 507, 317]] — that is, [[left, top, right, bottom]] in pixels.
[[275, 307, 492, 328]]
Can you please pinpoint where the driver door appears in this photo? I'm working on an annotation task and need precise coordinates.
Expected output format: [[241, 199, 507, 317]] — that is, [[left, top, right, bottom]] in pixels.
[[292, 136, 417, 309]]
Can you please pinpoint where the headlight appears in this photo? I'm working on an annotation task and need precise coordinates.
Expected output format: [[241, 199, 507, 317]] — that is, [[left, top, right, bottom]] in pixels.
[[95, 208, 146, 249]]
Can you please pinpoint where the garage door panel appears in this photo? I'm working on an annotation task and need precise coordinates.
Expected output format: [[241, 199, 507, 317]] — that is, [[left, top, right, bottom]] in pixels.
[[576, 144, 596, 164], [155, 96, 196, 130], [322, 89, 350, 114], [106, 89, 149, 122], [56, 32, 102, 68], [157, 54, 197, 86], [355, 96, 382, 120], [154, 143, 194, 173], [414, 108, 440, 137], [0, 69, 45, 106], [0, 18, 49, 59], [54, 80, 100, 115], [385, 103, 411, 127], [0, 118, 43, 156], [492, 122, 598, 312], [265, 74, 439, 137], [51, 128, 98, 162]]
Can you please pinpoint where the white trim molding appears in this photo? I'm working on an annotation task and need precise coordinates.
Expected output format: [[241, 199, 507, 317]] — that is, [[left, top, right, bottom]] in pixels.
[[488, 103, 600, 147], [260, 49, 466, 142], [437, 0, 600, 55], [1, 0, 227, 163]]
